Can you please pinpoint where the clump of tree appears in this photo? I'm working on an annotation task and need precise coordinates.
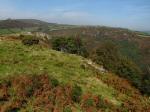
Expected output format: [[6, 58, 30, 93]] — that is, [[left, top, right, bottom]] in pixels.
[[91, 41, 142, 88], [52, 37, 88, 57]]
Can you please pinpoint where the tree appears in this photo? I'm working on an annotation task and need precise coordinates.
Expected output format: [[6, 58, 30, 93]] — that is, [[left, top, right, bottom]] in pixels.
[[141, 66, 150, 95], [91, 41, 142, 88], [52, 37, 88, 57]]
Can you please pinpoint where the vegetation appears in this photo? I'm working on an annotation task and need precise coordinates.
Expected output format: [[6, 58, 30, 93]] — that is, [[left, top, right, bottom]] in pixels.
[[0, 39, 149, 111], [71, 84, 82, 102], [22, 37, 39, 46], [0, 28, 22, 35], [21, 31, 149, 96], [0, 19, 78, 35], [0, 19, 150, 111], [49, 27, 150, 96], [136, 31, 150, 37], [48, 26, 150, 75], [141, 67, 150, 95], [52, 37, 88, 57], [0, 19, 45, 29], [91, 41, 142, 87], [115, 40, 142, 66]]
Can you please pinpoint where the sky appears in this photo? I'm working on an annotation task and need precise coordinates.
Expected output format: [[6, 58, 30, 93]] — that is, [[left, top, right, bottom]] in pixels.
[[0, 0, 150, 31]]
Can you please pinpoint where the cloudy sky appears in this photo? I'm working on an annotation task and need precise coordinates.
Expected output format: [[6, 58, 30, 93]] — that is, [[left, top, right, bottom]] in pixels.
[[0, 0, 150, 31]]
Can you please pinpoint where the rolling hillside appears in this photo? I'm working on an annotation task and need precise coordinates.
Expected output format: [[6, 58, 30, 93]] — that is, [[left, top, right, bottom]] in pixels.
[[48, 26, 150, 73], [0, 19, 149, 85], [0, 38, 150, 112], [0, 19, 52, 28], [48, 26, 150, 96], [0, 19, 150, 111], [0, 19, 77, 35]]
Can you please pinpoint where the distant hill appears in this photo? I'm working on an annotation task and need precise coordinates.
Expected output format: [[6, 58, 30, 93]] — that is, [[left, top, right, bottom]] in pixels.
[[0, 19, 77, 35], [16, 19, 55, 26], [143, 31, 150, 34], [0, 19, 54, 29]]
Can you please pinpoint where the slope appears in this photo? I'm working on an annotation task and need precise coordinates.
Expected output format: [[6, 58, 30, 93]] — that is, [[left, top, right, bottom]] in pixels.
[[48, 26, 150, 80], [0, 39, 150, 112]]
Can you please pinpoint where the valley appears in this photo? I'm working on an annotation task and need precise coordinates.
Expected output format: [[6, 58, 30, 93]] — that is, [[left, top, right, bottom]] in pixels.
[[0, 19, 150, 112]]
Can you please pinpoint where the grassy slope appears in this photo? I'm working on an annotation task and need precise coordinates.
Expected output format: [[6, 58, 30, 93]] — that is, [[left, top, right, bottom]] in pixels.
[[0, 40, 149, 111], [0, 40, 118, 103]]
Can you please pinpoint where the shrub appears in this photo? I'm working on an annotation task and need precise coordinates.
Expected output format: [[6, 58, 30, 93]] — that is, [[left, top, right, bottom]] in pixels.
[[71, 84, 82, 102], [22, 38, 39, 46], [7, 108, 20, 112], [26, 86, 34, 97], [0, 78, 11, 87], [141, 69, 150, 95], [21, 35, 39, 46], [63, 106, 72, 112], [19, 34, 24, 38], [51, 78, 59, 87], [96, 96, 107, 109], [84, 98, 94, 107]]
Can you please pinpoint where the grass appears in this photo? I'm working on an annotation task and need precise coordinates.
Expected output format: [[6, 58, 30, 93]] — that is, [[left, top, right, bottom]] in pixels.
[[0, 28, 22, 35], [48, 24, 78, 31], [0, 40, 120, 105], [0, 40, 150, 111], [0, 27, 39, 35]]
